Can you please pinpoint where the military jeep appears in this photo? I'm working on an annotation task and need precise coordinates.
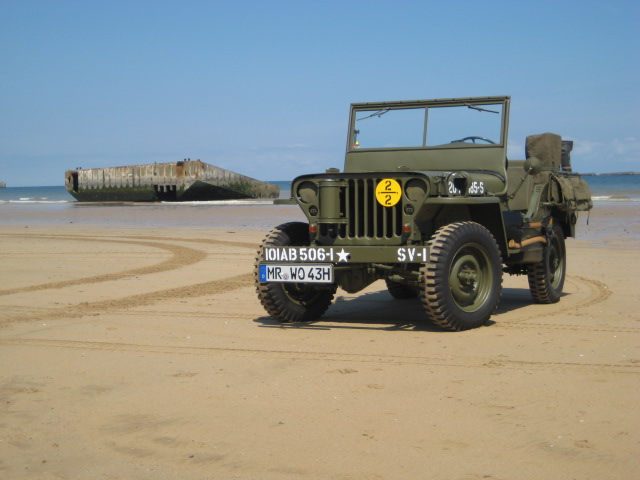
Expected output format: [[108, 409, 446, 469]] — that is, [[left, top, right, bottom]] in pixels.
[[255, 96, 592, 331]]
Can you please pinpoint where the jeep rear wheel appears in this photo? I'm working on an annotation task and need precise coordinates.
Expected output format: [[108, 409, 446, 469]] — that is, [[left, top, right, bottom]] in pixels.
[[255, 222, 337, 322], [385, 279, 419, 299], [527, 224, 565, 303], [421, 222, 503, 331]]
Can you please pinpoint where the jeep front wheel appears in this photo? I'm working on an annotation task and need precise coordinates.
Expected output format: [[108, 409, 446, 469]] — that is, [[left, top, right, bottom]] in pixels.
[[255, 222, 337, 322], [421, 222, 503, 331]]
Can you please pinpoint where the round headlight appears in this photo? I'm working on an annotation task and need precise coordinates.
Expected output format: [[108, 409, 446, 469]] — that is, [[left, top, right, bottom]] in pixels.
[[296, 181, 318, 204], [404, 178, 428, 202]]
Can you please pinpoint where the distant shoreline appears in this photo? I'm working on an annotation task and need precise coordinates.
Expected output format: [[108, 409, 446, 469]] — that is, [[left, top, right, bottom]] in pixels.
[[581, 172, 639, 176]]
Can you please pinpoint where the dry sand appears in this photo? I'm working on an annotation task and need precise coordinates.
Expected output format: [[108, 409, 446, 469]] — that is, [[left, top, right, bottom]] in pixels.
[[1, 203, 638, 479]]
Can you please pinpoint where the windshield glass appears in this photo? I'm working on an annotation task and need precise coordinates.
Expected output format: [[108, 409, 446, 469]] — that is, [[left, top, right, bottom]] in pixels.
[[352, 103, 503, 149], [354, 108, 425, 148]]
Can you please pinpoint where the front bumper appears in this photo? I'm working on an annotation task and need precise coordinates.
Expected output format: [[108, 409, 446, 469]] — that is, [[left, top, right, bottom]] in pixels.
[[261, 245, 429, 264]]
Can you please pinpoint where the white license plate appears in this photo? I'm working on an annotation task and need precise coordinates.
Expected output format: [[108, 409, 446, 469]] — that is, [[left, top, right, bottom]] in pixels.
[[259, 264, 333, 283]]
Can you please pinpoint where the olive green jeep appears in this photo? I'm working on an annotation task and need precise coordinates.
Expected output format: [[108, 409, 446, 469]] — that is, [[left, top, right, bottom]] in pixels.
[[255, 96, 592, 331]]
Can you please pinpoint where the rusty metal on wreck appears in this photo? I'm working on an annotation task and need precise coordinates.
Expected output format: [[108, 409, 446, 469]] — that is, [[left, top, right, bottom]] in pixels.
[[64, 160, 279, 202]]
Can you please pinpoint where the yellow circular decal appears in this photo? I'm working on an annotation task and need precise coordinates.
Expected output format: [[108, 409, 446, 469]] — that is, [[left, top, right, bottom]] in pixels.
[[375, 178, 402, 207]]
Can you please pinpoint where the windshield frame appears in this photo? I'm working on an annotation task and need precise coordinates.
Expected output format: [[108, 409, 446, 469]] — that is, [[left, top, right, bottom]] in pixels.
[[347, 96, 510, 153]]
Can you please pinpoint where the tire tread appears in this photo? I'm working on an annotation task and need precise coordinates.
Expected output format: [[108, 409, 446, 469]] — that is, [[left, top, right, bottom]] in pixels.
[[420, 221, 502, 331]]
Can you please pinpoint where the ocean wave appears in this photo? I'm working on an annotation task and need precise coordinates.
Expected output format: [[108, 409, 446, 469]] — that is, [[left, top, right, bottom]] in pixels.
[[160, 199, 278, 206], [592, 195, 640, 202], [1, 199, 72, 204]]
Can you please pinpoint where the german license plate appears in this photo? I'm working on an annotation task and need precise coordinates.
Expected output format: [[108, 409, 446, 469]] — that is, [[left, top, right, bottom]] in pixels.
[[259, 264, 333, 284]]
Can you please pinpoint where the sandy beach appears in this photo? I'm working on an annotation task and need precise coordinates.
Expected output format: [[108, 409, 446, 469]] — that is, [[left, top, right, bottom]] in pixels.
[[1, 202, 638, 479]]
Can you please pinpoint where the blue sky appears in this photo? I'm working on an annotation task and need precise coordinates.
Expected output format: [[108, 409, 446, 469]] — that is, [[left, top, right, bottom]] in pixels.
[[1, 0, 638, 186]]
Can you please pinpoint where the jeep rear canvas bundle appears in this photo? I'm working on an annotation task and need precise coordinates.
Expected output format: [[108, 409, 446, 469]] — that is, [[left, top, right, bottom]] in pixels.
[[255, 96, 593, 331]]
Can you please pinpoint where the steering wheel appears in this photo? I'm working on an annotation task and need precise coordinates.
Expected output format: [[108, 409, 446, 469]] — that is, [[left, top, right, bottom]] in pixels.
[[451, 136, 496, 144]]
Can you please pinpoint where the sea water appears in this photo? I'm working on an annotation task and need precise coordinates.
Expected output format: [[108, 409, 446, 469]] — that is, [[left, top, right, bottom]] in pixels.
[[582, 175, 640, 202], [0, 185, 75, 204], [0, 181, 292, 205]]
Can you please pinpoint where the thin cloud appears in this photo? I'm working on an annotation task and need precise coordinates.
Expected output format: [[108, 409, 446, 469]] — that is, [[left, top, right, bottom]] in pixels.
[[612, 137, 640, 156]]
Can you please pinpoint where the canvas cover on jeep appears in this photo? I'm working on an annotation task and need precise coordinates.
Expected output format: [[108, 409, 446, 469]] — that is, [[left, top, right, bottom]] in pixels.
[[548, 173, 593, 211], [525, 132, 562, 168]]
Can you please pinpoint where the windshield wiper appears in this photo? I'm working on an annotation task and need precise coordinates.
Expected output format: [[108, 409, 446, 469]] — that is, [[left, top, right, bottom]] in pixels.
[[357, 109, 390, 121], [465, 104, 499, 114]]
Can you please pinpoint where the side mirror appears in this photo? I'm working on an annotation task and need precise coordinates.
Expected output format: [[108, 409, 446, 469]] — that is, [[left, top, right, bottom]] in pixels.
[[524, 156, 542, 176]]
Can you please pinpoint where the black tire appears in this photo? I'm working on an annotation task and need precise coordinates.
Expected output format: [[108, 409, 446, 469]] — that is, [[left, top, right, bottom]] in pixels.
[[527, 224, 566, 304], [255, 222, 337, 322], [385, 279, 419, 299], [420, 222, 503, 331]]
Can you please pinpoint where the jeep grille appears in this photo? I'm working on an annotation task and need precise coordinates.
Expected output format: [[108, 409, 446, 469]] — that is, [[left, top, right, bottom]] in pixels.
[[319, 178, 403, 240]]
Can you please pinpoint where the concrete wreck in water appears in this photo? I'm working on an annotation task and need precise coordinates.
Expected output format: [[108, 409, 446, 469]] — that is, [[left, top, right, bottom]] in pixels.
[[65, 160, 279, 202]]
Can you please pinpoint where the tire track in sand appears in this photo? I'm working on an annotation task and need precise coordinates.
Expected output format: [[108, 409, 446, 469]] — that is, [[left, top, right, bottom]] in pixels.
[[0, 233, 255, 326], [1, 337, 637, 375], [116, 234, 257, 250], [0, 272, 253, 326], [498, 274, 615, 330], [0, 236, 208, 297]]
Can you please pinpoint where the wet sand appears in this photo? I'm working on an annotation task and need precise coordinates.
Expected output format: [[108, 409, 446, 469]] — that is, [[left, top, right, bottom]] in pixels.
[[0, 203, 638, 479]]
